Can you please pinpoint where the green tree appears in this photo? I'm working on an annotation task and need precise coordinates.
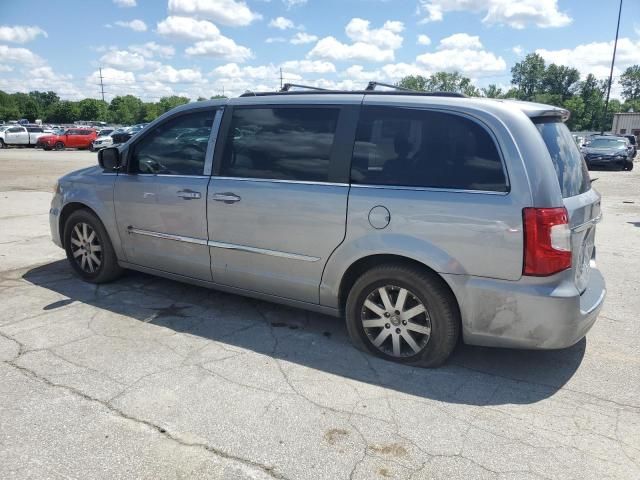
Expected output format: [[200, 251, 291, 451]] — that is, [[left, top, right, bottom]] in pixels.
[[620, 65, 640, 100], [157, 95, 190, 114], [77, 98, 108, 121], [578, 74, 605, 131], [562, 96, 585, 131], [481, 84, 504, 98], [542, 64, 580, 101], [109, 95, 143, 124], [140, 102, 159, 122], [29, 91, 60, 113], [398, 72, 479, 96], [511, 53, 546, 100], [0, 91, 20, 120], [48, 101, 79, 123]]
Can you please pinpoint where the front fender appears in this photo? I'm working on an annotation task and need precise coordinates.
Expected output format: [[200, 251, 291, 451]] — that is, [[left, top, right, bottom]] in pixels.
[[58, 169, 124, 260]]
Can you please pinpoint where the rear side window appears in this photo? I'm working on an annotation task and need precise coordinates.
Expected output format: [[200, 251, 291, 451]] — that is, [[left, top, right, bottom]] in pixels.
[[220, 107, 339, 182], [534, 119, 590, 198], [351, 107, 507, 192]]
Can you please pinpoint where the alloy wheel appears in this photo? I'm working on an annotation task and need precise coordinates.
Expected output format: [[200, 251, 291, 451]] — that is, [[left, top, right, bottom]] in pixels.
[[70, 222, 102, 273], [360, 285, 431, 358]]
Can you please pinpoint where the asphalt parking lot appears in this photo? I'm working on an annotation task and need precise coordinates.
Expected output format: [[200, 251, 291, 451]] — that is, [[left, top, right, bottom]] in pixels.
[[0, 147, 638, 480]]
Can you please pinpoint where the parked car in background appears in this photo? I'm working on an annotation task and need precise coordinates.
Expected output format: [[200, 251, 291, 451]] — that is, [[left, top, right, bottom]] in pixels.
[[36, 128, 97, 151], [110, 124, 147, 146], [97, 128, 114, 137], [623, 134, 637, 157], [0, 125, 46, 148], [49, 93, 605, 367], [582, 136, 634, 170], [91, 131, 116, 152]]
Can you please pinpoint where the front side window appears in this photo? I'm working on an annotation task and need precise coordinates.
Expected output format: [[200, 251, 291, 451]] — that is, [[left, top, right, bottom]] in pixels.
[[351, 107, 507, 192], [220, 107, 340, 182], [130, 110, 215, 175]]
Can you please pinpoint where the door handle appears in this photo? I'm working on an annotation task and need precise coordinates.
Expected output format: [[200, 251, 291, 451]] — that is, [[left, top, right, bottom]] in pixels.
[[177, 190, 202, 200], [212, 192, 241, 204]]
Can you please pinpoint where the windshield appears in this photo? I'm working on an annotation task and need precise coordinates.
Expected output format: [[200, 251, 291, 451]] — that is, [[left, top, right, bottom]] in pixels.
[[534, 119, 591, 198], [587, 138, 627, 149]]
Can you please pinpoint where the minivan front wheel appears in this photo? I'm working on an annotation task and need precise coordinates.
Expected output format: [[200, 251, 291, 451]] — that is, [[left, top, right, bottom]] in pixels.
[[63, 209, 123, 283], [346, 265, 459, 367]]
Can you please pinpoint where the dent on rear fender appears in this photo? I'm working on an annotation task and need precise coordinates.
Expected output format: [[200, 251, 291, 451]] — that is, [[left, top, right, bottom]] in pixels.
[[319, 233, 464, 308]]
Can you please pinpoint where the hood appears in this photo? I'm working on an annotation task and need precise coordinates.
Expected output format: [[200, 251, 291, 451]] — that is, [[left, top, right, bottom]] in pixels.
[[59, 165, 103, 183]]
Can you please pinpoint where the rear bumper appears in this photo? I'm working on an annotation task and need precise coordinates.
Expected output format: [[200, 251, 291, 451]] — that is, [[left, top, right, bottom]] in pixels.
[[444, 265, 605, 349]]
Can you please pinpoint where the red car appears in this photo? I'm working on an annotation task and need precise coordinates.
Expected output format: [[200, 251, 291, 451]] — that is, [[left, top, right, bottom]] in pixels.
[[37, 128, 97, 150]]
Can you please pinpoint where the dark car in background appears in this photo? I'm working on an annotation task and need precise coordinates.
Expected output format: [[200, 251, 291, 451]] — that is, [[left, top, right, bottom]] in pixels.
[[582, 136, 634, 171]]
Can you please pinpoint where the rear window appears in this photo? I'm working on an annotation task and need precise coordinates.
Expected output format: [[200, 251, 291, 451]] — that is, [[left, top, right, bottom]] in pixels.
[[534, 119, 591, 198]]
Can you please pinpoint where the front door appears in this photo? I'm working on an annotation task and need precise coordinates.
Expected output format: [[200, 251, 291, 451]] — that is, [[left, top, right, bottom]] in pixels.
[[114, 108, 219, 281], [5, 127, 27, 145], [207, 104, 357, 303]]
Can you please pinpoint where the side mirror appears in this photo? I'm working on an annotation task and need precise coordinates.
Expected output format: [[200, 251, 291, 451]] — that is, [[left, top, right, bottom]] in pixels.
[[98, 147, 121, 171]]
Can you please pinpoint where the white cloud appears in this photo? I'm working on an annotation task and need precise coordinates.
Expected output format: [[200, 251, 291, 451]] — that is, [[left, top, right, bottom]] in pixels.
[[341, 65, 380, 82], [114, 19, 147, 32], [418, 0, 571, 29], [0, 45, 43, 65], [417, 34, 431, 46], [380, 63, 431, 81], [129, 42, 175, 58], [537, 38, 640, 80], [283, 0, 307, 8], [281, 60, 336, 73], [269, 17, 295, 30], [512, 45, 524, 56], [438, 33, 482, 50], [168, 0, 261, 27], [157, 16, 221, 41], [87, 67, 135, 85], [290, 32, 317, 44], [139, 65, 203, 84], [213, 63, 275, 79], [266, 37, 286, 44], [0, 65, 14, 72], [308, 36, 394, 62], [415, 34, 505, 76], [113, 0, 136, 6], [100, 50, 157, 71], [345, 18, 404, 50], [0, 25, 47, 44], [417, 48, 506, 76], [185, 38, 252, 62]]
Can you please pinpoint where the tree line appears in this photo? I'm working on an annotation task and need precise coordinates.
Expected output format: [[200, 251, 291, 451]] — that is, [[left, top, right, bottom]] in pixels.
[[398, 54, 640, 132], [1, 53, 639, 130], [0, 92, 226, 125]]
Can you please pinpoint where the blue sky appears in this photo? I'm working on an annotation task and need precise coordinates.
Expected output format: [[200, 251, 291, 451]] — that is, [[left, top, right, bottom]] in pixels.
[[1, 0, 639, 101]]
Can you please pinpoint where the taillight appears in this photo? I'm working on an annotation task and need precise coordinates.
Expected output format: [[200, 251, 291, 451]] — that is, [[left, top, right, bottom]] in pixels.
[[523, 207, 571, 276]]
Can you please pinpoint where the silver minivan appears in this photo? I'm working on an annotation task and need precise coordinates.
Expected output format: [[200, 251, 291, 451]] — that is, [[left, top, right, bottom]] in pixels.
[[49, 90, 606, 366]]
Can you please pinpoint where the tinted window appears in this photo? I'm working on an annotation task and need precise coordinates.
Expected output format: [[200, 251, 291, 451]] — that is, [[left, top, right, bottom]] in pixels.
[[8, 127, 22, 133], [220, 107, 339, 182], [351, 107, 507, 192], [534, 119, 590, 198], [131, 110, 214, 175], [27, 127, 43, 133]]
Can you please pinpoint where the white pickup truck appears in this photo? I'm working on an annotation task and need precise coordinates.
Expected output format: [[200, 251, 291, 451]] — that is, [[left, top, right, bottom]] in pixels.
[[0, 125, 46, 148]]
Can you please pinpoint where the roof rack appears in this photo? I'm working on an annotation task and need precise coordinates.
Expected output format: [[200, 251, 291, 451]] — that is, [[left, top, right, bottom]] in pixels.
[[281, 83, 330, 92], [365, 81, 415, 92]]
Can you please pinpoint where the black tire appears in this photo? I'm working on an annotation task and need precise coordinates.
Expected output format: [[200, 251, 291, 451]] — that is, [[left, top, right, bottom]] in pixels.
[[63, 209, 123, 283], [345, 264, 460, 368], [0, 139, 5, 149], [625, 160, 634, 171], [54, 141, 65, 151]]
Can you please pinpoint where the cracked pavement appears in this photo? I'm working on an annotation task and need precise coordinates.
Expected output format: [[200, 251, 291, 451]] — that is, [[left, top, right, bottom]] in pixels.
[[0, 149, 639, 479]]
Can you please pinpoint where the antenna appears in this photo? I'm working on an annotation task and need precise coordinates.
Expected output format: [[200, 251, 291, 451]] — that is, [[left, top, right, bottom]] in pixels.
[[99, 67, 106, 102]]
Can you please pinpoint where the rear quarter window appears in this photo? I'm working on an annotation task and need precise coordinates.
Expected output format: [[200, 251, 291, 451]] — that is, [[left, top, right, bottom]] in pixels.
[[534, 119, 591, 198]]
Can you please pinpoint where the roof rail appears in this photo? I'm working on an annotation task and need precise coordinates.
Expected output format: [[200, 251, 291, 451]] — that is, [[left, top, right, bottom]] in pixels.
[[365, 81, 415, 92], [238, 90, 469, 98], [281, 83, 330, 92]]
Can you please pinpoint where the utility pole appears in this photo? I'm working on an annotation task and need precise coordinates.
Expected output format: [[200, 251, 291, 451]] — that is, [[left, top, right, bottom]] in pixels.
[[99, 67, 106, 102], [280, 67, 283, 90], [601, 0, 623, 134]]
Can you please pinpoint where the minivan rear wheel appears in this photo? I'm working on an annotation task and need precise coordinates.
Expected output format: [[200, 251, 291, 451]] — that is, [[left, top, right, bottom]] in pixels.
[[345, 264, 459, 367], [63, 209, 123, 283]]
